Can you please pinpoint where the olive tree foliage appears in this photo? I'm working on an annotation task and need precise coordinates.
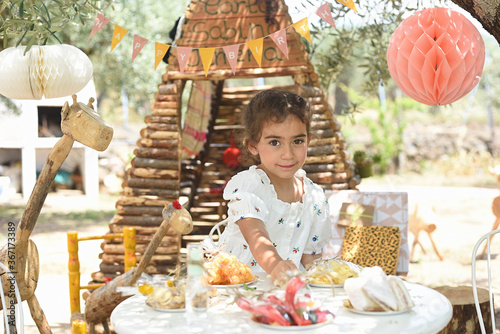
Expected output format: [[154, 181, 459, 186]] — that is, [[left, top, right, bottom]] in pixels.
[[0, 0, 187, 117]]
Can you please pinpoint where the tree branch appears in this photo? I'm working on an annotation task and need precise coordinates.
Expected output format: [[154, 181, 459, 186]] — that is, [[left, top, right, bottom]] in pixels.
[[451, 0, 500, 45]]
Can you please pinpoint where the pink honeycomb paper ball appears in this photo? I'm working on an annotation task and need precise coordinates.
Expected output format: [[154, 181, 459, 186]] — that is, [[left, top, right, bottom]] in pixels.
[[387, 7, 485, 106]]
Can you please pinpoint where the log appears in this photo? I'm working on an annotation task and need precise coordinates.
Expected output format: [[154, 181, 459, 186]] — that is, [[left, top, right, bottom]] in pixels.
[[115, 205, 163, 216], [307, 145, 337, 156], [111, 215, 163, 226], [134, 147, 179, 160], [434, 285, 493, 334], [122, 187, 180, 198], [145, 123, 178, 132], [310, 128, 334, 138], [154, 93, 178, 102], [99, 263, 175, 276], [309, 137, 337, 146], [137, 138, 179, 148], [151, 109, 178, 117], [103, 243, 178, 255], [305, 155, 343, 165], [310, 120, 334, 130], [302, 164, 343, 173], [123, 177, 179, 190], [157, 83, 177, 95], [109, 224, 171, 236], [144, 115, 178, 124], [127, 167, 179, 179], [116, 196, 168, 207], [307, 172, 348, 184], [139, 129, 179, 140], [151, 101, 178, 109], [102, 253, 178, 265]]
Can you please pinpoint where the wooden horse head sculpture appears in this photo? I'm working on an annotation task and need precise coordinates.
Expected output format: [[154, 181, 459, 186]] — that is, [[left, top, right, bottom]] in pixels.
[[0, 95, 113, 333]]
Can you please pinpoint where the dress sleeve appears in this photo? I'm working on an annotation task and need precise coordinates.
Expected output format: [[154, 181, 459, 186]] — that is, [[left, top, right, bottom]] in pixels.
[[303, 191, 332, 255], [223, 173, 269, 225]]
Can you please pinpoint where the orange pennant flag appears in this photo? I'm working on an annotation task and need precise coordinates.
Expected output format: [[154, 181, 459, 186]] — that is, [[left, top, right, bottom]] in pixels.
[[199, 47, 215, 76], [292, 17, 311, 43], [335, 0, 358, 12], [154, 42, 171, 70], [246, 38, 264, 67], [111, 25, 128, 52]]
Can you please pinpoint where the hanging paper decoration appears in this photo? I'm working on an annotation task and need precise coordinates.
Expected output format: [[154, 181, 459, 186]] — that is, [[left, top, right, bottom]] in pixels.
[[335, 0, 358, 12], [386, 7, 485, 106], [222, 44, 240, 74], [292, 17, 311, 43], [89, 13, 110, 39], [246, 38, 264, 67], [111, 25, 128, 52], [132, 35, 148, 63], [199, 47, 215, 76], [315, 3, 336, 28], [177, 47, 193, 73], [0, 45, 93, 100], [222, 135, 241, 169], [154, 42, 171, 70], [269, 29, 289, 59]]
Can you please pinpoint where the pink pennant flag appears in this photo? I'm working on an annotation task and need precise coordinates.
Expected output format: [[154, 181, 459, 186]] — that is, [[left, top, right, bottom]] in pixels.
[[132, 35, 148, 63], [222, 44, 240, 75], [177, 47, 193, 73], [89, 13, 110, 40], [269, 29, 289, 59], [315, 3, 336, 28]]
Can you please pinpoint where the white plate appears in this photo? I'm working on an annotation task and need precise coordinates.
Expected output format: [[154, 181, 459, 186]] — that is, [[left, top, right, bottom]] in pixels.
[[145, 301, 185, 313], [307, 283, 343, 288], [251, 318, 331, 331], [343, 299, 413, 316], [210, 277, 258, 288]]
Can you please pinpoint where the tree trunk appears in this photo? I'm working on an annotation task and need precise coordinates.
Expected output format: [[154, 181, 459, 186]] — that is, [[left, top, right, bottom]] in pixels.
[[451, 0, 500, 45]]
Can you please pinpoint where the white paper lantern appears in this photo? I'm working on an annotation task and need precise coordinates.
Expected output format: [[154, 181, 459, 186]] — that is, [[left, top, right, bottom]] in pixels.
[[0, 44, 93, 100]]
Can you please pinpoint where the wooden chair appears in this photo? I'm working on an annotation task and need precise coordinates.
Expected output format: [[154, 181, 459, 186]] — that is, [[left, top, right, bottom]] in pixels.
[[471, 228, 499, 334], [0, 262, 23, 334], [67, 227, 137, 317]]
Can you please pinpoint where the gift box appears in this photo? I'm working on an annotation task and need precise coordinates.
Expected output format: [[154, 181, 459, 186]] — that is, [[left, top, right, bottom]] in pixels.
[[337, 203, 374, 227]]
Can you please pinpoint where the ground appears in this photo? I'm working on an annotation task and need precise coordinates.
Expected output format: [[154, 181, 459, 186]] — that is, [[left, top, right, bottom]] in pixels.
[[1, 179, 499, 333]]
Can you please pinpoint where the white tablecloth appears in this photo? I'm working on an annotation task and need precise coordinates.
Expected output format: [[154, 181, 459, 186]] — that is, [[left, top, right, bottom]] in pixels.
[[111, 274, 452, 334]]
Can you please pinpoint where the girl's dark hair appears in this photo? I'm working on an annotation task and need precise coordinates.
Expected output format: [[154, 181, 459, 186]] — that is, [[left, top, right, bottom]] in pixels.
[[239, 89, 311, 164]]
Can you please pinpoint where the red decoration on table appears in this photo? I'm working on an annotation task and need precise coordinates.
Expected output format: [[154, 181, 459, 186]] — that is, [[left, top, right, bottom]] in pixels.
[[223, 135, 241, 169], [172, 200, 182, 210], [386, 7, 485, 106]]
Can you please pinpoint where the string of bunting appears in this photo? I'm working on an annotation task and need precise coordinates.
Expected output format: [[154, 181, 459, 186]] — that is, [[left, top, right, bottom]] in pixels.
[[88, 0, 358, 76]]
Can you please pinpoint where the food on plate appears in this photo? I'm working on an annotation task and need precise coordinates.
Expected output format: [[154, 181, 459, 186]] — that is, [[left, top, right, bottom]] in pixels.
[[205, 252, 256, 285], [306, 258, 360, 285], [236, 276, 334, 327], [145, 281, 186, 310], [343, 266, 415, 312]]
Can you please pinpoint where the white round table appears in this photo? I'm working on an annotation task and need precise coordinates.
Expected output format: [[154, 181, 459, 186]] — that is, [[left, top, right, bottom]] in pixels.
[[111, 275, 452, 334]]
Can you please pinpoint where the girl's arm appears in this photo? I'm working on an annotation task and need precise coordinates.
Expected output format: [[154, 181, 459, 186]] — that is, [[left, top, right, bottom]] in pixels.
[[237, 217, 298, 283], [301, 253, 321, 269]]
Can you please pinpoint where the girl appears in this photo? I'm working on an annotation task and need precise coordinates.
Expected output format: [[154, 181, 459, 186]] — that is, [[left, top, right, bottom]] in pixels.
[[219, 89, 332, 283]]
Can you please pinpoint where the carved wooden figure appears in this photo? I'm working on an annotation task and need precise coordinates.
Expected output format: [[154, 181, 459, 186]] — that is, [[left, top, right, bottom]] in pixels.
[[0, 95, 113, 333]]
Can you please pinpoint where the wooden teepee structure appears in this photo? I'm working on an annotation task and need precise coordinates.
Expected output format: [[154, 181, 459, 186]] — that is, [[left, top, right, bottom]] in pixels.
[[95, 0, 359, 280]]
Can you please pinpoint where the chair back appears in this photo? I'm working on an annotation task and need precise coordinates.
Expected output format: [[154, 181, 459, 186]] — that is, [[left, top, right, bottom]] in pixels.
[[471, 228, 500, 334], [0, 262, 24, 334]]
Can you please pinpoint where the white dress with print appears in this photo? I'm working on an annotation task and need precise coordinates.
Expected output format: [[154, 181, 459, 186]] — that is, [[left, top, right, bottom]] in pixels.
[[218, 165, 332, 272]]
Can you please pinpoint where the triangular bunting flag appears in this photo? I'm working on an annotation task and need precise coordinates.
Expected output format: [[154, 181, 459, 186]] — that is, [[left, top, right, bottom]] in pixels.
[[154, 42, 170, 70], [336, 0, 358, 12], [199, 47, 215, 76], [246, 38, 264, 67], [88, 13, 110, 40], [269, 29, 289, 59], [292, 17, 311, 43], [222, 44, 240, 75], [315, 3, 336, 28], [111, 25, 128, 52], [177, 47, 193, 73], [132, 35, 148, 63]]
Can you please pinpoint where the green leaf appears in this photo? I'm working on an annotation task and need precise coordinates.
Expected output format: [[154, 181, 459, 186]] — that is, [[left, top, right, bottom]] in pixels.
[[24, 33, 38, 54]]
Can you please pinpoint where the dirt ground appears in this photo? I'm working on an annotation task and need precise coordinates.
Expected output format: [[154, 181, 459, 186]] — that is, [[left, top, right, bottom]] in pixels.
[[1, 181, 500, 333]]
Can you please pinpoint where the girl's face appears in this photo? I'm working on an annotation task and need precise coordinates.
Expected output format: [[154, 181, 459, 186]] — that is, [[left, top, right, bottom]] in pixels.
[[249, 115, 310, 183]]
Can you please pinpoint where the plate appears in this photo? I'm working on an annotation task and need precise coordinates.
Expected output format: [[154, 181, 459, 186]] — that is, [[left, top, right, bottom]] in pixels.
[[251, 317, 331, 331], [342, 299, 413, 316], [145, 301, 185, 313], [210, 277, 258, 288], [307, 283, 343, 288]]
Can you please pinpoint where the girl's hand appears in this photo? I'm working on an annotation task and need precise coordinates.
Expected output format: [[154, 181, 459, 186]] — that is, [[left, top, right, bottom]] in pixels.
[[270, 260, 298, 284]]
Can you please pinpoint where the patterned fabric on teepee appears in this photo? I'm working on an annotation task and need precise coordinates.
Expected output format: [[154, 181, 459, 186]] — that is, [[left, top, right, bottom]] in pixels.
[[181, 81, 213, 159], [324, 191, 409, 275]]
